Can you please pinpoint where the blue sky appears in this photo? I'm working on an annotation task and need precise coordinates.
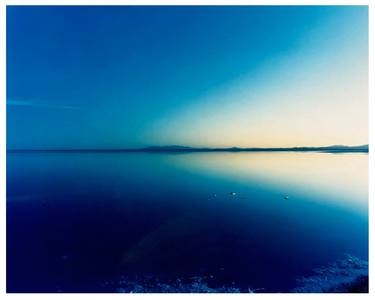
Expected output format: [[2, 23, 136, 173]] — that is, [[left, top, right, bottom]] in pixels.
[[7, 6, 368, 149]]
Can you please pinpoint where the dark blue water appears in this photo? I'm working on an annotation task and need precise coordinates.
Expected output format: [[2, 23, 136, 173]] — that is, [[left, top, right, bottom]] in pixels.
[[7, 151, 368, 292]]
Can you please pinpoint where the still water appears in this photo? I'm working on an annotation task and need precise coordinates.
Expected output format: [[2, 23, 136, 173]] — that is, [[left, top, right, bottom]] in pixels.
[[7, 151, 368, 292]]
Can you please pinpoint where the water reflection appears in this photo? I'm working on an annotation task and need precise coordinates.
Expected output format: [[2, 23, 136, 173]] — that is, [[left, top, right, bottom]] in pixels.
[[166, 152, 368, 212], [7, 151, 368, 292]]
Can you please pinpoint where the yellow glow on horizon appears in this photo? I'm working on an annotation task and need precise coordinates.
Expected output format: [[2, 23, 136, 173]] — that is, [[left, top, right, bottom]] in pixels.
[[146, 10, 368, 148], [147, 45, 367, 148]]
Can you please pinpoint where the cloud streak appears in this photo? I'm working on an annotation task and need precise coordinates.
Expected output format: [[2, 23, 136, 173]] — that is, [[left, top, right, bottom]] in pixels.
[[7, 99, 80, 110]]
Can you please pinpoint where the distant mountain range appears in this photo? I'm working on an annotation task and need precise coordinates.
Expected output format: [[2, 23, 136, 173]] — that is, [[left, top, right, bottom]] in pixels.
[[8, 144, 369, 153], [140, 144, 369, 153]]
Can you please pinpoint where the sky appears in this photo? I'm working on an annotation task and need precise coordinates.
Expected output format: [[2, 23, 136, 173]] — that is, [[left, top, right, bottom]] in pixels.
[[7, 6, 368, 149]]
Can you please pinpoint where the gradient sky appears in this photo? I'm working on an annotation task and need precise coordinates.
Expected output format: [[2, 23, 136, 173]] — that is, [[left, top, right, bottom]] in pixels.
[[7, 6, 368, 149]]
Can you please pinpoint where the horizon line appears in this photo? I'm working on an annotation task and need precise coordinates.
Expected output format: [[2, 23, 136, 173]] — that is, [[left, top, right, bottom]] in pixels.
[[6, 144, 369, 153]]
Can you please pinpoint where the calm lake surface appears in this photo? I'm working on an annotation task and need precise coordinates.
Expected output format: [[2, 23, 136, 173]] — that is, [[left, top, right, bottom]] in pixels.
[[7, 151, 368, 292]]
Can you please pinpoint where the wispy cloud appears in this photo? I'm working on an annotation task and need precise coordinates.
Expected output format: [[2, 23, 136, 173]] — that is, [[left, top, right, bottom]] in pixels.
[[7, 99, 80, 110]]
